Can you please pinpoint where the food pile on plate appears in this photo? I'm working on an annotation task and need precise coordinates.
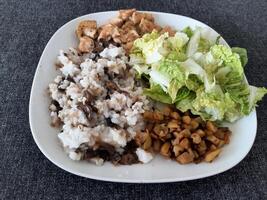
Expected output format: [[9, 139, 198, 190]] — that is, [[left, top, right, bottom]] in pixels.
[[48, 9, 266, 165]]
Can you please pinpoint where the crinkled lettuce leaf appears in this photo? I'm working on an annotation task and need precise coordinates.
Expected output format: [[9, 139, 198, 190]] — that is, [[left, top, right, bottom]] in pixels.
[[130, 28, 267, 122], [232, 47, 248, 67], [143, 84, 172, 104]]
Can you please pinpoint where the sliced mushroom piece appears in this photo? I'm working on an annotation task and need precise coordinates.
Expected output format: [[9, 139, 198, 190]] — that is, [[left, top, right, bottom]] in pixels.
[[119, 8, 136, 20], [176, 151, 194, 164], [160, 142, 171, 157], [76, 20, 97, 39], [206, 121, 218, 133], [206, 135, 221, 146], [78, 36, 95, 53], [173, 145, 184, 157], [153, 139, 162, 152], [204, 149, 221, 162], [191, 133, 202, 144], [179, 138, 190, 149]]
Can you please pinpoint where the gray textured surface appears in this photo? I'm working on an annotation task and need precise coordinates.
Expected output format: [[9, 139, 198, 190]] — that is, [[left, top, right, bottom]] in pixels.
[[0, 0, 267, 199]]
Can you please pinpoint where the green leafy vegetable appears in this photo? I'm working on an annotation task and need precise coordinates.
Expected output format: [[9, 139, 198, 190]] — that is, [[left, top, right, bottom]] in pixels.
[[130, 27, 267, 122], [232, 47, 248, 67]]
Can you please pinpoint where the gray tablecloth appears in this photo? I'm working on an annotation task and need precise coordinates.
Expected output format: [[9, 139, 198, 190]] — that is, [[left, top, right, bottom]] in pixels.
[[0, 0, 266, 199]]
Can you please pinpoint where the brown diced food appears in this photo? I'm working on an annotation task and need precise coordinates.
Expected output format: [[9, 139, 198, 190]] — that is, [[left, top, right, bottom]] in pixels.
[[110, 17, 124, 27], [191, 133, 202, 144], [160, 26, 176, 36], [180, 128, 191, 138], [172, 133, 182, 145], [143, 111, 154, 120], [98, 24, 114, 41], [176, 152, 194, 164], [218, 140, 225, 148], [76, 20, 97, 39], [78, 36, 95, 53], [111, 26, 121, 38], [143, 13, 154, 22], [139, 18, 158, 33], [194, 117, 203, 124], [153, 139, 162, 152], [146, 123, 154, 132], [183, 124, 192, 130], [206, 135, 221, 146], [160, 142, 171, 157], [158, 129, 168, 139], [121, 20, 136, 31], [206, 121, 218, 133], [122, 42, 134, 53], [141, 104, 231, 164], [196, 129, 206, 137], [119, 9, 136, 20], [205, 129, 214, 136], [193, 150, 199, 159], [182, 116, 191, 125], [190, 120, 199, 130], [187, 148, 195, 158], [113, 36, 122, 44], [153, 124, 162, 135], [214, 129, 226, 139], [150, 132, 159, 139], [197, 140, 207, 155], [204, 149, 221, 162], [209, 144, 217, 151], [142, 133, 152, 150], [169, 127, 181, 133], [167, 120, 179, 129], [153, 124, 167, 136], [153, 111, 164, 121], [171, 137, 180, 146], [162, 106, 172, 116], [179, 138, 190, 149], [125, 29, 140, 42], [173, 145, 184, 157], [131, 12, 145, 24], [170, 111, 180, 120], [224, 132, 231, 144], [117, 29, 128, 43], [134, 131, 145, 147]]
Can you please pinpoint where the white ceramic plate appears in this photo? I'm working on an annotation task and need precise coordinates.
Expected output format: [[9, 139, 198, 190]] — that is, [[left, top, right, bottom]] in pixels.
[[29, 11, 257, 183]]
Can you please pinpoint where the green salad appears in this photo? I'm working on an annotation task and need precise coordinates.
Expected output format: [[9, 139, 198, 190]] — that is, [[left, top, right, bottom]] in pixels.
[[130, 27, 267, 122]]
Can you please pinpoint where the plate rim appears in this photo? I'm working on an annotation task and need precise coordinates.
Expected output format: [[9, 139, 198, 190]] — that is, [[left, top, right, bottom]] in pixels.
[[29, 10, 257, 183]]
